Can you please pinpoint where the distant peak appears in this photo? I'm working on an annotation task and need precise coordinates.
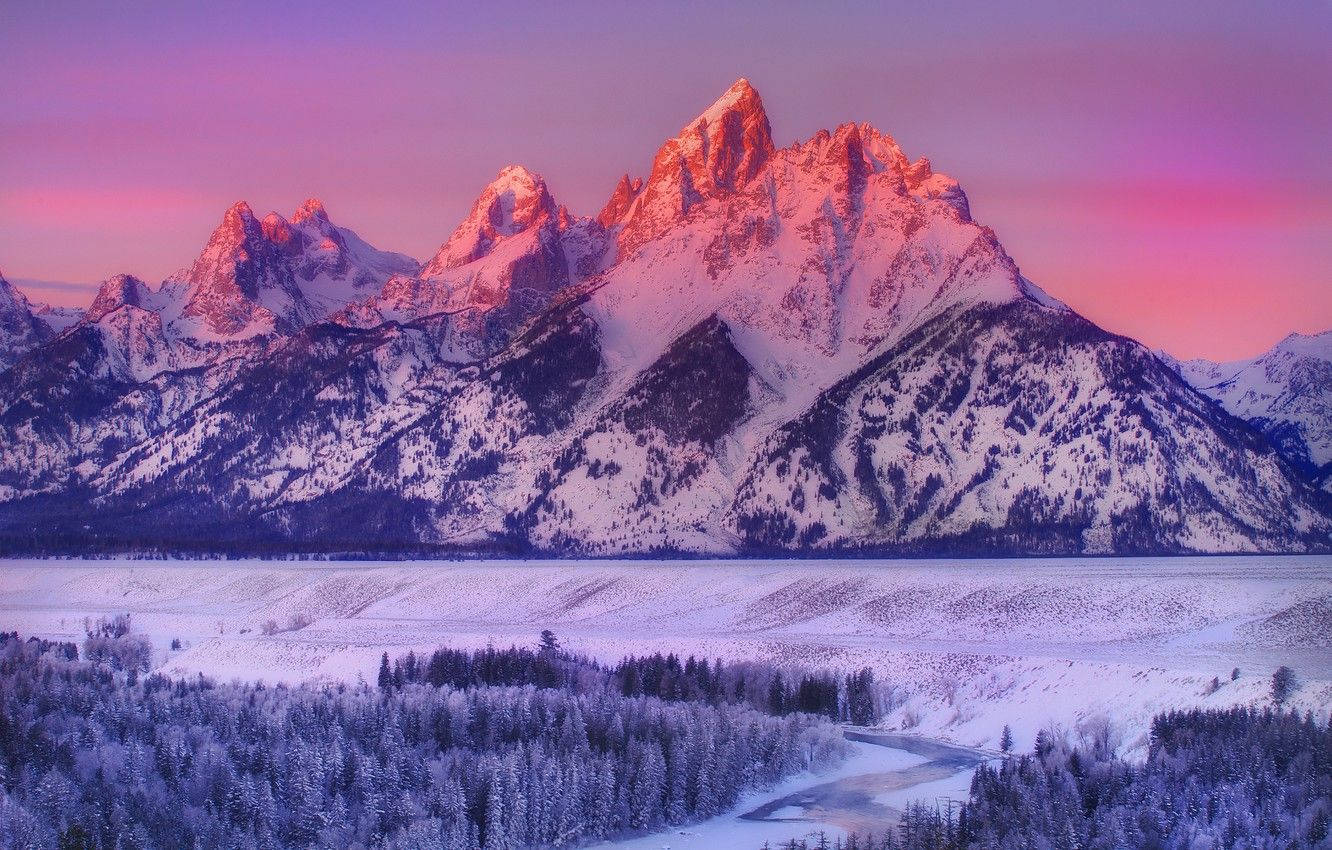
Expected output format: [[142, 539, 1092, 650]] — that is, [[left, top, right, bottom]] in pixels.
[[1270, 328, 1332, 359], [293, 198, 329, 225]]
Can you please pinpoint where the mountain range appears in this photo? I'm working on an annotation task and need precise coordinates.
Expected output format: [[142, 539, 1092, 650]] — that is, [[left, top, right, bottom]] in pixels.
[[1, 79, 1329, 556]]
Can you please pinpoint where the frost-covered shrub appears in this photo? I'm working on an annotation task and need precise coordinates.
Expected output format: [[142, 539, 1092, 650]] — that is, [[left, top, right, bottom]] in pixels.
[[81, 613, 151, 672]]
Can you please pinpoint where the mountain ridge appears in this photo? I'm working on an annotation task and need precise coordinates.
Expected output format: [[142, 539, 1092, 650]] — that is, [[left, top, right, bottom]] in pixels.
[[0, 78, 1328, 555], [1164, 330, 1332, 492]]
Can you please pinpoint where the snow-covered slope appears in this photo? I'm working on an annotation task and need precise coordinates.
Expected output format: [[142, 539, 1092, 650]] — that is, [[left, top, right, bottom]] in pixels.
[[0, 79, 1328, 554], [728, 301, 1328, 554], [1168, 330, 1332, 491]]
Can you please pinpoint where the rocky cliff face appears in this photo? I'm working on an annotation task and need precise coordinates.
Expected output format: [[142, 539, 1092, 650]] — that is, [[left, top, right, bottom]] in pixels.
[[0, 272, 54, 370], [0, 79, 1328, 555]]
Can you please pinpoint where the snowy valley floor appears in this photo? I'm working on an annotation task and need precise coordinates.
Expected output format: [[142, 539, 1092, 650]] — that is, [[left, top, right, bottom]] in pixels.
[[2, 555, 1329, 762]]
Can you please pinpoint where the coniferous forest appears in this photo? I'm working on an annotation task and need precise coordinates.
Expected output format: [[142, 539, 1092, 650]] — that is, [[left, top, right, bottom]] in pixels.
[[956, 707, 1332, 848], [0, 629, 851, 849], [773, 707, 1332, 850], [3, 625, 1330, 850]]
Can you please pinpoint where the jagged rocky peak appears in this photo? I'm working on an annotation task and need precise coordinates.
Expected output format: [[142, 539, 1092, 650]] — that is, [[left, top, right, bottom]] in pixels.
[[86, 274, 151, 322], [258, 199, 349, 253], [173, 196, 419, 339], [610, 77, 973, 258], [190, 198, 351, 283], [422, 165, 560, 276], [905, 159, 970, 221], [178, 199, 289, 337], [789, 121, 970, 221], [341, 166, 576, 341], [288, 198, 348, 250], [187, 201, 263, 286], [219, 199, 259, 236], [679, 77, 774, 196], [292, 197, 330, 226], [597, 174, 644, 228], [260, 211, 296, 245], [0, 271, 38, 332], [617, 78, 776, 252], [0, 270, 25, 310]]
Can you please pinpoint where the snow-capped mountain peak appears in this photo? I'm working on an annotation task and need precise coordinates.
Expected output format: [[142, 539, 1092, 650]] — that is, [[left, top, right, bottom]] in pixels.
[[174, 198, 418, 340], [187, 201, 256, 282], [617, 78, 775, 255], [587, 78, 1025, 412], [334, 166, 594, 353], [179, 200, 290, 337], [86, 274, 153, 322], [292, 197, 331, 226], [422, 165, 560, 276], [684, 77, 774, 193]]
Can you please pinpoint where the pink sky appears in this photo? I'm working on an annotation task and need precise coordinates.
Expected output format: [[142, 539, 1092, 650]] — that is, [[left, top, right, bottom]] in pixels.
[[1, 1, 1328, 360]]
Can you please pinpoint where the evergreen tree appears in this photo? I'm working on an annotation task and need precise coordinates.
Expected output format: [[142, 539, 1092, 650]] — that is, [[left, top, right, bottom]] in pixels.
[[539, 630, 559, 653], [1271, 665, 1295, 705], [481, 765, 507, 850]]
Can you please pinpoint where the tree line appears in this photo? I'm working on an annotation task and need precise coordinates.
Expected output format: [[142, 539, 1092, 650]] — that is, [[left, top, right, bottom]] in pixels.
[[380, 636, 881, 726]]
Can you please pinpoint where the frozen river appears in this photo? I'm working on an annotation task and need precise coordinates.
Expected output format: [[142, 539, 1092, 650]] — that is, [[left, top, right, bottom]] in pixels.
[[586, 729, 990, 850]]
